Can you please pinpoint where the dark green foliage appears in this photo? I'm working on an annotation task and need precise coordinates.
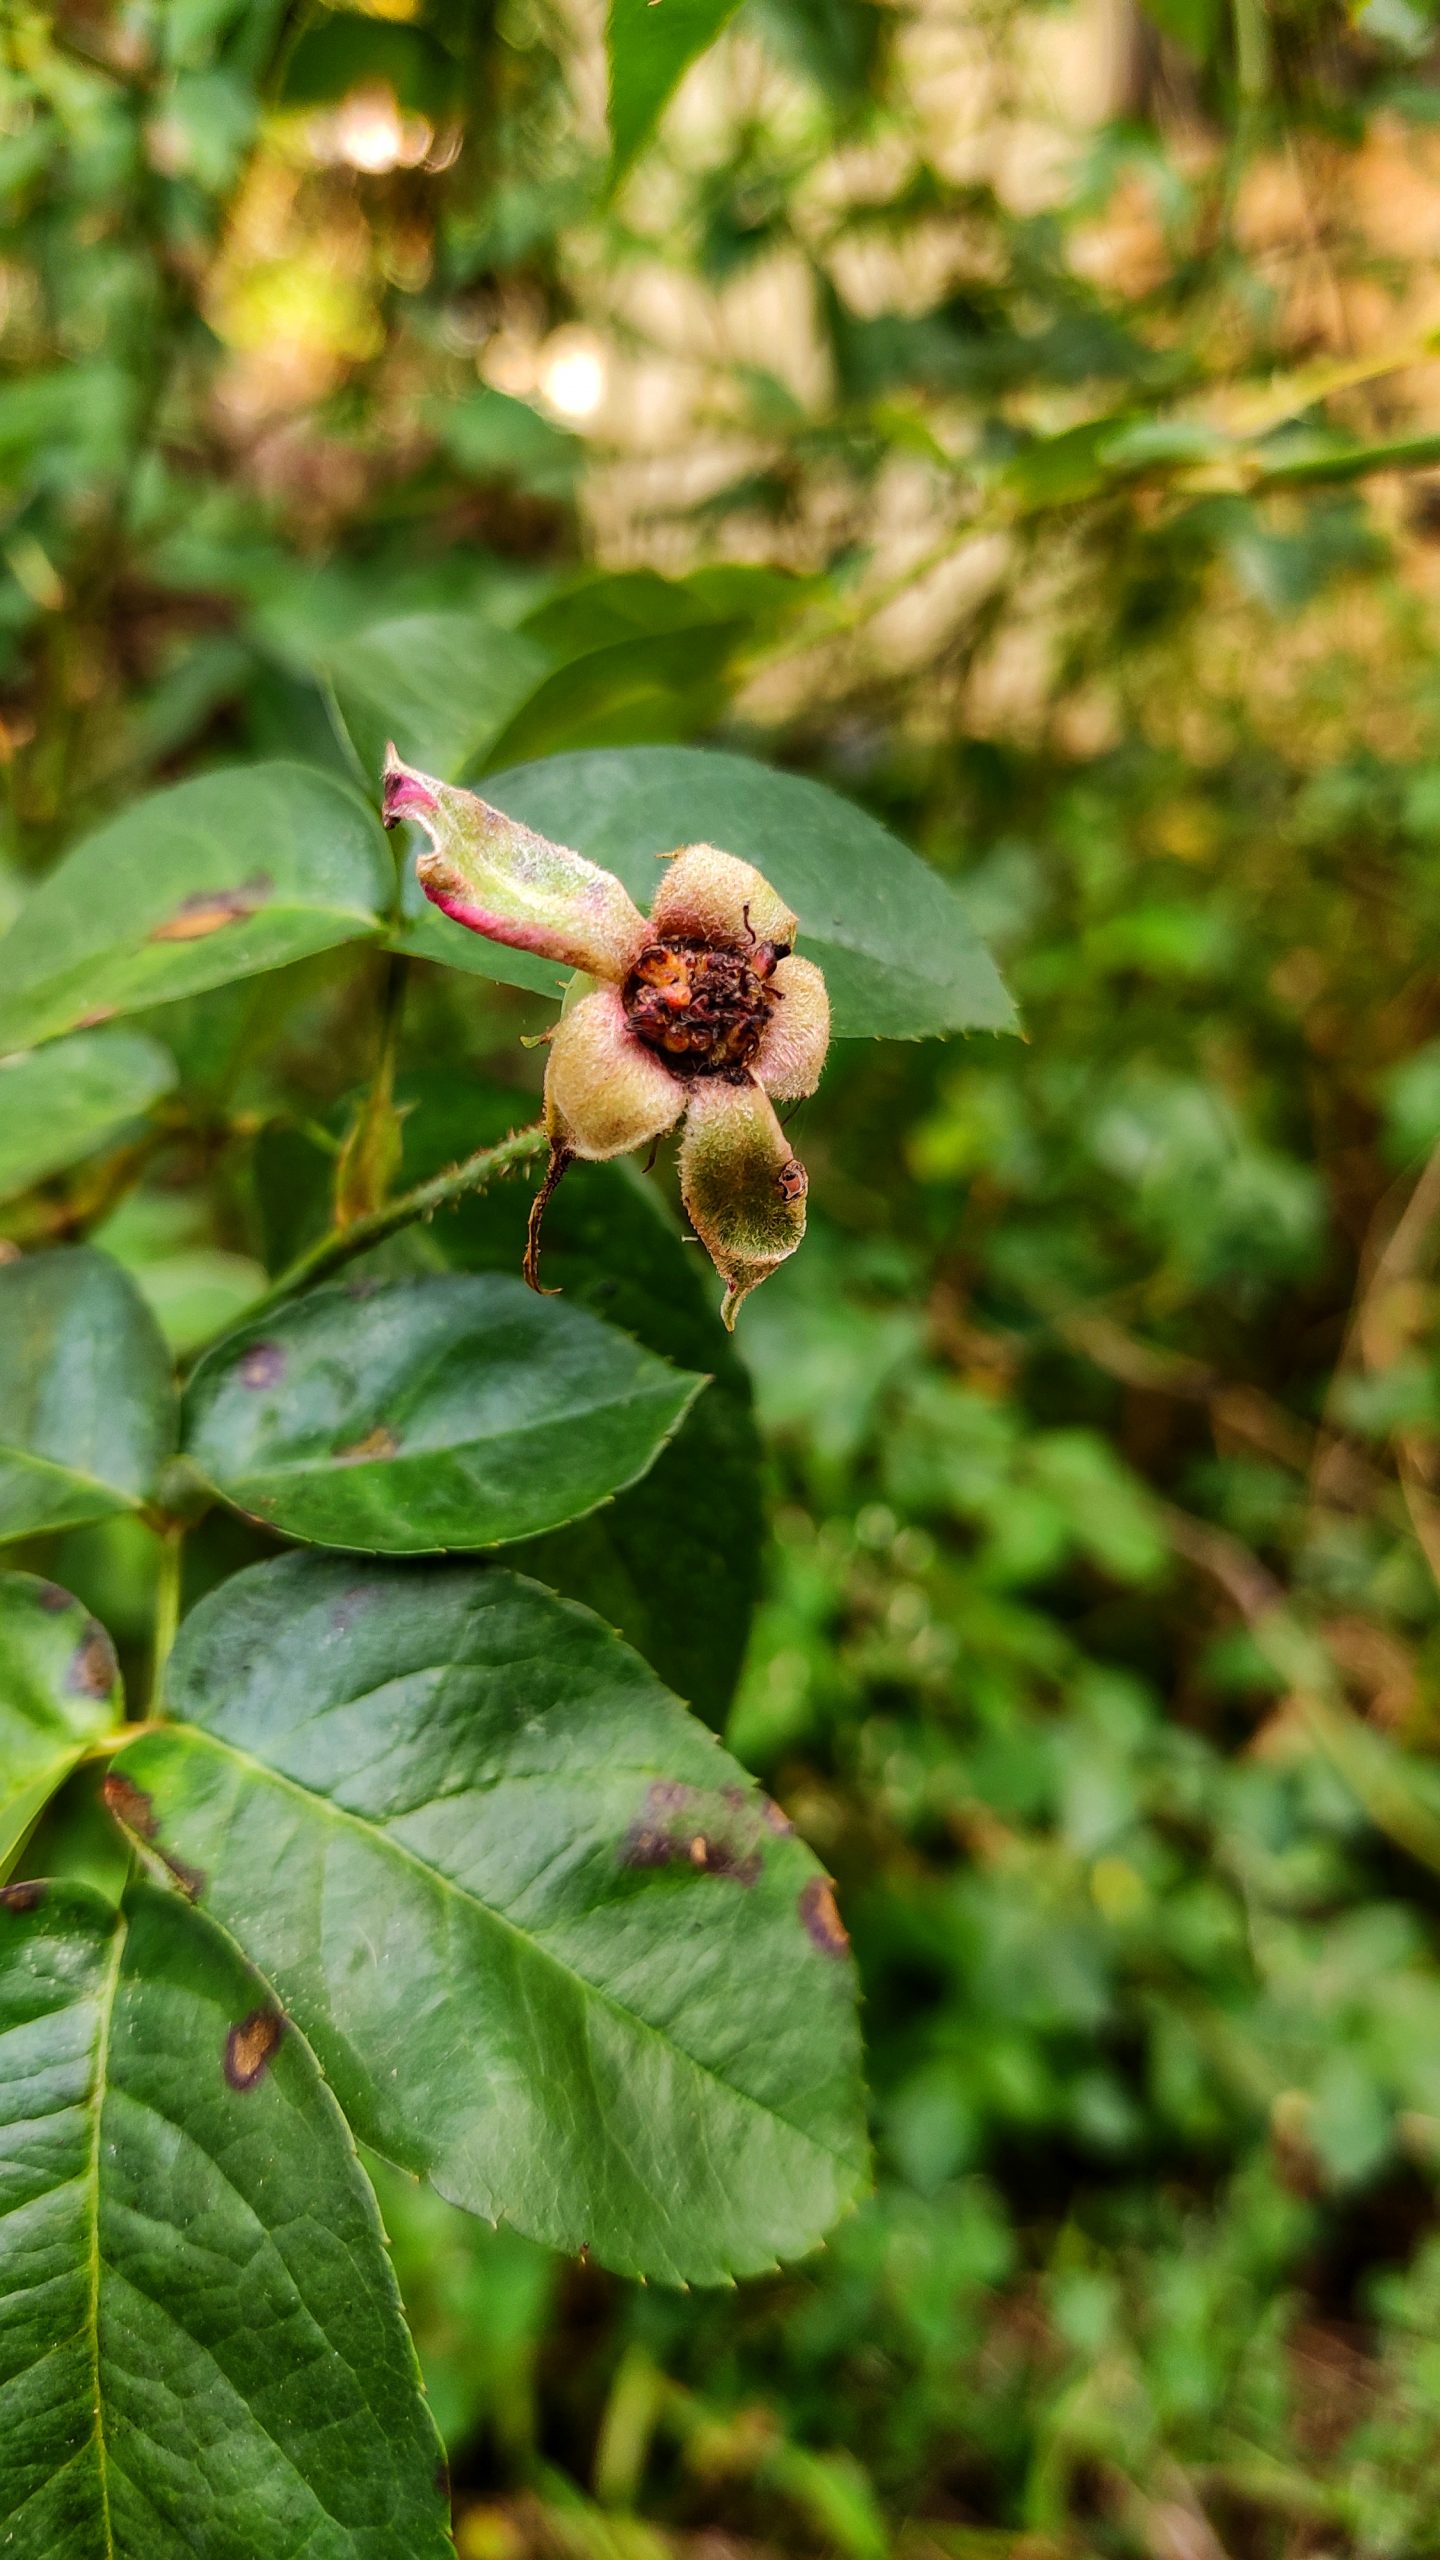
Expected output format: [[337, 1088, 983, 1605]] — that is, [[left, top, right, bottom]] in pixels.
[[0, 1880, 452, 2559], [0, 1252, 175, 1540], [183, 1274, 705, 1553], [395, 1090, 764, 1722], [0, 1034, 176, 1205], [108, 1553, 866, 2282], [483, 748, 1017, 1038], [7, 0, 1440, 2548], [0, 1577, 118, 1878]]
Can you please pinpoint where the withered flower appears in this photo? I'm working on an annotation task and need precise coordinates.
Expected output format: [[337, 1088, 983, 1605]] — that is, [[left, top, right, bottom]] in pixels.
[[382, 748, 829, 1326]]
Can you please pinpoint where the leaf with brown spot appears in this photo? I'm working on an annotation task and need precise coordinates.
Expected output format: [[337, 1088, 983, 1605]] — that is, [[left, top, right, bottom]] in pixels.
[[225, 2006, 284, 2090], [0, 1573, 121, 1883], [337, 1424, 401, 1464], [102, 1769, 157, 1840], [103, 1770, 207, 1903], [0, 1880, 452, 2555], [108, 1550, 869, 2284], [0, 1877, 46, 1913], [147, 874, 273, 942], [238, 1341, 286, 1390], [184, 1271, 704, 1554], [798, 1876, 850, 1959], [0, 762, 391, 1049], [69, 1622, 118, 1699]]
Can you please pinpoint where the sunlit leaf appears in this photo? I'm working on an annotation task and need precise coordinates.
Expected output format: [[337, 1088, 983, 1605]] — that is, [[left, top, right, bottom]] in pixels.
[[608, 0, 745, 177]]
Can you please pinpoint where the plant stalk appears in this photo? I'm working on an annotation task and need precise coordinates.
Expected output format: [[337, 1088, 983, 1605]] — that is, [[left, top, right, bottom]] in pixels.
[[148, 1527, 185, 1718], [220, 1120, 550, 1341]]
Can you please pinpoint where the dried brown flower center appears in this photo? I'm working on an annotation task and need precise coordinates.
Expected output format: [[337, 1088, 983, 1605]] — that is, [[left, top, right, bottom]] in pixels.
[[623, 937, 783, 1079]]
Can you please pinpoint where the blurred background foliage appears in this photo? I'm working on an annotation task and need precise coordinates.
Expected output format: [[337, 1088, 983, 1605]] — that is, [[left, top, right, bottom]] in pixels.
[[11, 0, 1440, 2551]]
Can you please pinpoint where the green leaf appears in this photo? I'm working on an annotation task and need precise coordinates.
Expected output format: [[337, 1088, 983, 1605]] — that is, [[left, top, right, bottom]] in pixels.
[[518, 567, 751, 656], [319, 611, 551, 794], [399, 1086, 762, 1720], [0, 1250, 176, 1542], [0, 1578, 119, 1880], [426, 388, 580, 499], [0, 1878, 452, 2557], [109, 1554, 868, 2282], [183, 1272, 704, 1552], [0, 764, 392, 1052], [0, 1032, 177, 1206], [478, 619, 745, 771], [475, 745, 1016, 1039], [608, 0, 745, 178], [279, 14, 460, 115]]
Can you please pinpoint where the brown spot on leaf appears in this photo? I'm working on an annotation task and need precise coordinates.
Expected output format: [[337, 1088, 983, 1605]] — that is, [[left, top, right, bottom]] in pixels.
[[155, 1845, 207, 1903], [330, 1584, 379, 1634], [225, 2008, 283, 2091], [0, 1879, 47, 1913], [799, 1876, 848, 1957], [68, 1623, 117, 1700], [100, 1772, 205, 1901], [337, 1424, 400, 1463], [238, 1341, 285, 1390], [647, 1780, 699, 1814], [621, 1780, 762, 1885], [762, 1797, 794, 1837], [74, 1006, 116, 1029], [148, 875, 271, 943], [37, 1582, 70, 1613], [103, 1770, 156, 1839]]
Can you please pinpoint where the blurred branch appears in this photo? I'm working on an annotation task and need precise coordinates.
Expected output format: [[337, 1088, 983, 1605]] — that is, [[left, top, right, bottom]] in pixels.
[[1159, 1500, 1440, 1878]]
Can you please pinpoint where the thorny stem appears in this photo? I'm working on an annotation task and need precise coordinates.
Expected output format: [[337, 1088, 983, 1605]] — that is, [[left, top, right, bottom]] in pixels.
[[524, 1145, 572, 1295], [210, 1121, 550, 1345], [148, 1527, 184, 1718]]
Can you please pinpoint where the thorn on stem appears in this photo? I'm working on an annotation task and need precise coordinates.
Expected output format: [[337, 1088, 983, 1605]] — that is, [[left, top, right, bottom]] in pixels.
[[524, 1145, 574, 1294]]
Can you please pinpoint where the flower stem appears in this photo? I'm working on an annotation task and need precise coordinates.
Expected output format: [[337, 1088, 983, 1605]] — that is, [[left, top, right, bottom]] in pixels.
[[228, 1121, 550, 1337], [148, 1527, 184, 1718]]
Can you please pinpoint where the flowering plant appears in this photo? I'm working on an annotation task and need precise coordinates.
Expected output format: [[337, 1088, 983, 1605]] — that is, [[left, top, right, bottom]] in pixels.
[[382, 747, 830, 1325]]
